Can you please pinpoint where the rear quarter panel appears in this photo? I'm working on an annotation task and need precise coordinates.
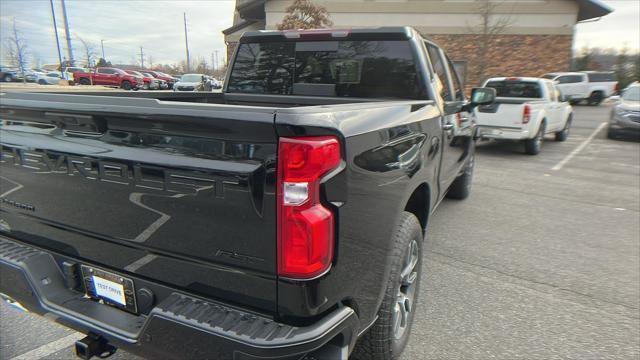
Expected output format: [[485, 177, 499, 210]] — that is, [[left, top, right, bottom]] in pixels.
[[273, 101, 442, 330]]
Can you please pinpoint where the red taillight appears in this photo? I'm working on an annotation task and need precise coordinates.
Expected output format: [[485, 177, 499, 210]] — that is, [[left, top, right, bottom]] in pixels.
[[277, 136, 341, 279], [523, 105, 531, 124]]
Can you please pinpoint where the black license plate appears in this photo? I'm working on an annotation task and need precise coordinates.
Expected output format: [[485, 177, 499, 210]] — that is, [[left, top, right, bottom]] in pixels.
[[81, 265, 137, 313]]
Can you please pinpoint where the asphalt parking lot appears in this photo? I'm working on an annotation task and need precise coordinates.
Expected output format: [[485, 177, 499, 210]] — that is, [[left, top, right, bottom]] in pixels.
[[1, 104, 638, 360]]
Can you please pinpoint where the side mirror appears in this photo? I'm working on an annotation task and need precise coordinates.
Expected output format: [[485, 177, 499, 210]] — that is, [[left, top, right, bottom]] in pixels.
[[609, 95, 620, 102], [463, 87, 496, 112]]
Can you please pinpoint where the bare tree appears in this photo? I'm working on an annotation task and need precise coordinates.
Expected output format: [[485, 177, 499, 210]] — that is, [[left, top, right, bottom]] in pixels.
[[277, 0, 333, 30], [77, 36, 97, 84], [31, 53, 42, 69], [147, 54, 154, 69], [4, 18, 29, 83], [469, 0, 514, 84]]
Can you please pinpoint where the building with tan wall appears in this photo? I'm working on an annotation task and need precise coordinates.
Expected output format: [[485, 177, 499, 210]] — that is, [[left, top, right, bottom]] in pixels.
[[223, 0, 611, 89]]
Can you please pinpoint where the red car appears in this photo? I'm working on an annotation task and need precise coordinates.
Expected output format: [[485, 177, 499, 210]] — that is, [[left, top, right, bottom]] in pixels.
[[144, 70, 175, 89], [74, 67, 142, 90], [124, 70, 159, 90]]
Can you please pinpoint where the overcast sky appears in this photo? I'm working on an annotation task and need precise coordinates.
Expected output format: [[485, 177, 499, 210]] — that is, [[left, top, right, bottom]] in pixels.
[[0, 0, 638, 68]]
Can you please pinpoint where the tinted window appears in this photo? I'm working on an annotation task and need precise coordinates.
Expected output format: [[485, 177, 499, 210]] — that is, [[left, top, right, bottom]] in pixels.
[[228, 40, 426, 99], [587, 72, 615, 82], [485, 80, 542, 98], [542, 74, 557, 80], [425, 42, 452, 101], [98, 68, 114, 74]]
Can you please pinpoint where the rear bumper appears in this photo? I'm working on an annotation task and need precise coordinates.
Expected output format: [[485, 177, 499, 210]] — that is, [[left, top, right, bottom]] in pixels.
[[0, 236, 357, 359], [477, 126, 529, 140]]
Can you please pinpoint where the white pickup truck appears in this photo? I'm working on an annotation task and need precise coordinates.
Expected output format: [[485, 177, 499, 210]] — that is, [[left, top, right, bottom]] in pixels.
[[476, 77, 573, 155], [542, 71, 618, 106]]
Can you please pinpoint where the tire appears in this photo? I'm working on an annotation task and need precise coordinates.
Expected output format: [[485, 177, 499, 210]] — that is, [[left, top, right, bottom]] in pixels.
[[352, 212, 423, 360], [607, 126, 617, 139], [38, 79, 47, 85], [555, 116, 572, 142], [524, 121, 546, 155], [79, 78, 90, 85], [446, 154, 474, 200], [121, 81, 132, 90], [588, 92, 603, 106], [2, 74, 13, 82]]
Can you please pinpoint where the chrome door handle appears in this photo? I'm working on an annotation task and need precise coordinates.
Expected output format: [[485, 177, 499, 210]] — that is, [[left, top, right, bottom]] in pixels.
[[443, 123, 454, 131]]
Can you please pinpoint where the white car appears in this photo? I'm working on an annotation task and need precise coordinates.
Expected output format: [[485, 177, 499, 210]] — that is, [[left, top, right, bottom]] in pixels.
[[35, 71, 63, 85], [476, 77, 573, 155], [173, 73, 207, 91], [542, 71, 618, 106]]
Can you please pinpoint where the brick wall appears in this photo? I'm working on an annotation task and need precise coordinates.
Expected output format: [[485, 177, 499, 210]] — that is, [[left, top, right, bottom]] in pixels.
[[429, 34, 573, 92]]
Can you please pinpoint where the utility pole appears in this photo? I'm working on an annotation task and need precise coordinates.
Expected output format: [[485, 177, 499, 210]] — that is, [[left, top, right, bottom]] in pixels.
[[60, 0, 74, 65], [49, 0, 64, 76], [183, 12, 190, 72], [101, 39, 105, 59], [214, 50, 219, 73], [139, 46, 144, 68], [211, 52, 215, 72]]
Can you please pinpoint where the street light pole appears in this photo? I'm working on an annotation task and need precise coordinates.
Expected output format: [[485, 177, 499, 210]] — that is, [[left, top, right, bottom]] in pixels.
[[49, 0, 64, 76], [101, 39, 105, 59], [183, 12, 190, 72]]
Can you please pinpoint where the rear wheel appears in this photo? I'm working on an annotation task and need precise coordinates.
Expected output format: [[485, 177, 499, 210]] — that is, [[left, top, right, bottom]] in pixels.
[[352, 212, 423, 360], [79, 78, 90, 85], [37, 79, 47, 85], [525, 121, 546, 155], [2, 74, 13, 82], [121, 81, 132, 90], [588, 92, 603, 106], [555, 116, 572, 141]]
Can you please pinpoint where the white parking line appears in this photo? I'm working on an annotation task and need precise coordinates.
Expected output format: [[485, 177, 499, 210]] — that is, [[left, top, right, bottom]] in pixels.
[[551, 122, 607, 171], [9, 332, 83, 360]]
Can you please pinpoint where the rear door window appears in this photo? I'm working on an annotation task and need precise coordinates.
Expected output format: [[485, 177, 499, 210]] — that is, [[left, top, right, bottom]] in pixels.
[[228, 40, 426, 99], [425, 42, 452, 101]]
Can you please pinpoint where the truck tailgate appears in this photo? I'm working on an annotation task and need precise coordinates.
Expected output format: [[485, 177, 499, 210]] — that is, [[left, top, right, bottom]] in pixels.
[[476, 98, 534, 128], [0, 93, 278, 313]]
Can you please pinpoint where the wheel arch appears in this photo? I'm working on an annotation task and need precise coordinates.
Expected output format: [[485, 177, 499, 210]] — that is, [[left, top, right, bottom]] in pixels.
[[403, 182, 431, 232]]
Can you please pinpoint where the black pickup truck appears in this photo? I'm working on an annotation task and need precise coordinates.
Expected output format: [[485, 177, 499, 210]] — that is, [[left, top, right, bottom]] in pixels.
[[0, 27, 494, 360]]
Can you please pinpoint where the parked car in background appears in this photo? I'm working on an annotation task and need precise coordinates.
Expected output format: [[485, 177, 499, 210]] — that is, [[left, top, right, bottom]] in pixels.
[[74, 67, 142, 90], [144, 70, 176, 89], [0, 67, 18, 82], [142, 72, 168, 89], [62, 67, 88, 82], [477, 77, 573, 154], [124, 70, 159, 89], [542, 71, 618, 106], [35, 71, 63, 85], [608, 83, 640, 139], [173, 73, 207, 91]]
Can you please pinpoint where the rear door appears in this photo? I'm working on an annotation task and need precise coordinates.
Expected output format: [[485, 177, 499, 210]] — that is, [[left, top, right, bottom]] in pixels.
[[0, 92, 279, 313], [424, 41, 470, 193]]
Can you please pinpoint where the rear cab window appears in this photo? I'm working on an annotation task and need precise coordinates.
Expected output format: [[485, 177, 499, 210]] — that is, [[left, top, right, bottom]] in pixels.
[[227, 40, 427, 99], [485, 80, 543, 98]]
